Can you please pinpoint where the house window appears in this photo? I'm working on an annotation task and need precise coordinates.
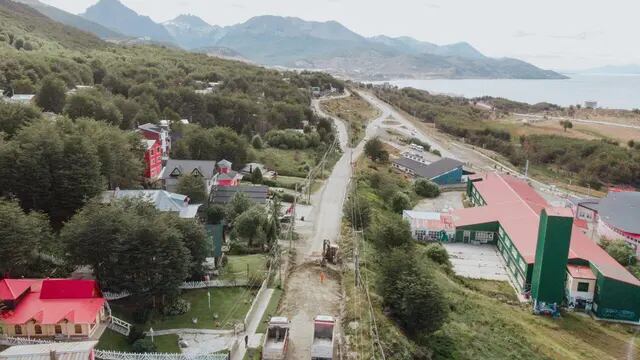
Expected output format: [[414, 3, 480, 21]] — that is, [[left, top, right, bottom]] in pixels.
[[55, 325, 62, 334], [170, 168, 181, 177], [14, 325, 22, 335], [74, 324, 82, 334], [577, 282, 590, 292], [35, 325, 42, 335]]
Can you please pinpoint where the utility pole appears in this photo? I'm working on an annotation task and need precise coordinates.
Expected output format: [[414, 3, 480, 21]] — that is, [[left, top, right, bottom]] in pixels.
[[290, 184, 298, 253]]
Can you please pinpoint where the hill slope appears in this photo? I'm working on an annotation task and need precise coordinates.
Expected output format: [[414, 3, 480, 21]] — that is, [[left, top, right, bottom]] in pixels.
[[81, 0, 174, 44], [0, 0, 105, 50], [13, 0, 126, 40]]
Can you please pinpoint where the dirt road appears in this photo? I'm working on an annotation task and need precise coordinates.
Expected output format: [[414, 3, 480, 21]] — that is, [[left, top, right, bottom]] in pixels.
[[281, 93, 389, 359]]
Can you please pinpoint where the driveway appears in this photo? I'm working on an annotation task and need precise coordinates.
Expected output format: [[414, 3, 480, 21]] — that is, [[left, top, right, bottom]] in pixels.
[[442, 243, 509, 281]]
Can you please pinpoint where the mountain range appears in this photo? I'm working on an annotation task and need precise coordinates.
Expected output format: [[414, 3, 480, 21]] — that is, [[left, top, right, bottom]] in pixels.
[[17, 0, 566, 80]]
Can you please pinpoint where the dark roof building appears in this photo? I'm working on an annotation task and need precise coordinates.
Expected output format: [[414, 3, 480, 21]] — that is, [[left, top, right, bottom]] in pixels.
[[597, 191, 640, 235], [392, 157, 465, 185], [210, 185, 269, 205]]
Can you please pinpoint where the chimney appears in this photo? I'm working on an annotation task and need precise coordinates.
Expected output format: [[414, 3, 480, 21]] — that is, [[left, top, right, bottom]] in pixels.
[[184, 197, 190, 206]]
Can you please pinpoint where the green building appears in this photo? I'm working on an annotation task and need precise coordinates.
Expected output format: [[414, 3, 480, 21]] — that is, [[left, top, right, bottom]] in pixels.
[[409, 172, 640, 322]]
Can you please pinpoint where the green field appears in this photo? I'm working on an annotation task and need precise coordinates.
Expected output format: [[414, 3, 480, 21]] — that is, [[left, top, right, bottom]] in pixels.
[[110, 288, 256, 330], [221, 254, 268, 281], [97, 329, 180, 353]]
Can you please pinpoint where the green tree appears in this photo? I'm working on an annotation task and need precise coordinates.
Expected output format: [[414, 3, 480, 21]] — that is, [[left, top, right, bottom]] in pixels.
[[344, 194, 371, 230], [251, 135, 263, 149], [169, 216, 208, 278], [176, 174, 207, 204], [250, 167, 264, 184], [378, 249, 448, 336], [0, 199, 52, 277], [391, 191, 411, 213], [560, 120, 573, 132], [0, 102, 41, 137], [35, 75, 67, 113], [368, 214, 413, 250], [364, 137, 389, 162], [206, 204, 226, 224], [61, 199, 191, 302], [232, 206, 267, 248], [225, 193, 252, 224], [11, 78, 35, 94], [414, 179, 441, 198], [600, 239, 637, 266]]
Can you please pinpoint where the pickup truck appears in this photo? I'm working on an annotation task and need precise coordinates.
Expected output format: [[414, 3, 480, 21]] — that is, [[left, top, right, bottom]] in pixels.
[[262, 316, 290, 360], [311, 315, 335, 360]]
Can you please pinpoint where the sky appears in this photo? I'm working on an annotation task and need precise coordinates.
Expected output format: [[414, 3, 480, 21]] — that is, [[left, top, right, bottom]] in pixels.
[[40, 0, 640, 71]]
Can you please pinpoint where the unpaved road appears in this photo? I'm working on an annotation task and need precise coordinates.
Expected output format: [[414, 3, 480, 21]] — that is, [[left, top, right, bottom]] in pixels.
[[281, 93, 388, 359]]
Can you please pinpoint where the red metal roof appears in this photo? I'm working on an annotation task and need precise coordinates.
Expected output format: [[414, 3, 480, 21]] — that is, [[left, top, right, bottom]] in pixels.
[[0, 279, 104, 325], [40, 279, 101, 299], [0, 279, 40, 301], [454, 173, 640, 286], [567, 264, 596, 280]]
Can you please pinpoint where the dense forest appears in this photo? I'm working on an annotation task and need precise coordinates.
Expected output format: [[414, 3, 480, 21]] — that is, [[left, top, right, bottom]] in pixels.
[[0, 0, 341, 302], [373, 86, 640, 188]]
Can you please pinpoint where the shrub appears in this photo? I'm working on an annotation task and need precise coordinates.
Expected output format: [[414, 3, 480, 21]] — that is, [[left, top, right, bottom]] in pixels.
[[414, 179, 440, 198], [390, 191, 411, 213], [132, 339, 157, 353], [128, 325, 145, 344], [364, 137, 389, 162], [162, 298, 191, 316], [425, 243, 451, 267], [251, 135, 263, 149]]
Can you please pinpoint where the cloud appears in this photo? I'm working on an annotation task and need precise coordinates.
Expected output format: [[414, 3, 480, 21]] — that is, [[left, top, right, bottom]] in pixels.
[[514, 30, 536, 38], [549, 30, 603, 41]]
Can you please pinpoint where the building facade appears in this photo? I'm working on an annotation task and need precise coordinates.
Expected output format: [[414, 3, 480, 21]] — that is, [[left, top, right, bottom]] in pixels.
[[407, 173, 640, 322], [142, 139, 162, 179]]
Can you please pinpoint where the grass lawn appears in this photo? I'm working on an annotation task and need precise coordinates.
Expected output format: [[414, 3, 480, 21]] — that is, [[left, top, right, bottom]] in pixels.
[[110, 288, 256, 330], [253, 147, 317, 178], [256, 288, 284, 334], [221, 254, 268, 281], [97, 329, 180, 353]]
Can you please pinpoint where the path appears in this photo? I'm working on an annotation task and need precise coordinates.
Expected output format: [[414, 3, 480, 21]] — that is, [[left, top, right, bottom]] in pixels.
[[230, 288, 274, 360], [279, 91, 390, 359], [514, 112, 640, 130]]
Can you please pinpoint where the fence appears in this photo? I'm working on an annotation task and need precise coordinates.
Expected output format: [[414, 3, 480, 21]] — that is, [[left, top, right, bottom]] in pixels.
[[95, 350, 229, 360], [104, 280, 250, 301], [0, 337, 229, 360]]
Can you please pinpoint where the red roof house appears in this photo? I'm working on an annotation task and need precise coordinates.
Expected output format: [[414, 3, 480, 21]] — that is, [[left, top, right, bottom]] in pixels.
[[0, 279, 106, 339]]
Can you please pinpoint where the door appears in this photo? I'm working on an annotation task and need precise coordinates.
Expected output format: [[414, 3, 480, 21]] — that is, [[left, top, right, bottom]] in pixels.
[[463, 231, 471, 243]]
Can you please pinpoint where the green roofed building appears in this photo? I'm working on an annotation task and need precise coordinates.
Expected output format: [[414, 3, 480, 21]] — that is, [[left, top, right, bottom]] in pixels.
[[407, 172, 640, 322]]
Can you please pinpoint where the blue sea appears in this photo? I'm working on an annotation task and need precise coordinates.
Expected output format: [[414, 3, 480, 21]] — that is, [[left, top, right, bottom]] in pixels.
[[380, 74, 640, 110]]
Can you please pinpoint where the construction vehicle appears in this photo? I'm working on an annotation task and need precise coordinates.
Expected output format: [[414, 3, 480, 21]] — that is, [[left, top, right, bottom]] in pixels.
[[322, 239, 339, 265], [262, 316, 290, 360], [311, 315, 335, 360]]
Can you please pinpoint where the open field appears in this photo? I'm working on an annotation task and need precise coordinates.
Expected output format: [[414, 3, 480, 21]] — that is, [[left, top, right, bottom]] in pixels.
[[97, 330, 180, 353], [499, 115, 640, 143], [320, 93, 381, 146], [221, 254, 268, 281], [252, 148, 318, 178], [110, 288, 256, 330]]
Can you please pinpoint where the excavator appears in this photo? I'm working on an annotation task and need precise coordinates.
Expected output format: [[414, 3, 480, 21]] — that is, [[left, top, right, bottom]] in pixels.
[[321, 239, 339, 265]]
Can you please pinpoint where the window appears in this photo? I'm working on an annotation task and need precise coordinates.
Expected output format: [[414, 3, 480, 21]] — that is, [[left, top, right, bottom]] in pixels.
[[55, 325, 62, 334], [35, 325, 42, 335], [170, 168, 181, 177], [74, 324, 82, 334], [577, 282, 590, 292], [14, 325, 22, 335], [0, 326, 4, 335], [475, 231, 494, 243]]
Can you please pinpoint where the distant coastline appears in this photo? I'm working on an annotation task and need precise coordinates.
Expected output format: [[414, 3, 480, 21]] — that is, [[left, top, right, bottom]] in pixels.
[[375, 74, 640, 110]]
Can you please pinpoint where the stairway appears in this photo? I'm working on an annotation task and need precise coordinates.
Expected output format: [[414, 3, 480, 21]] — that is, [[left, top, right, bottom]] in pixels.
[[108, 316, 132, 336]]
